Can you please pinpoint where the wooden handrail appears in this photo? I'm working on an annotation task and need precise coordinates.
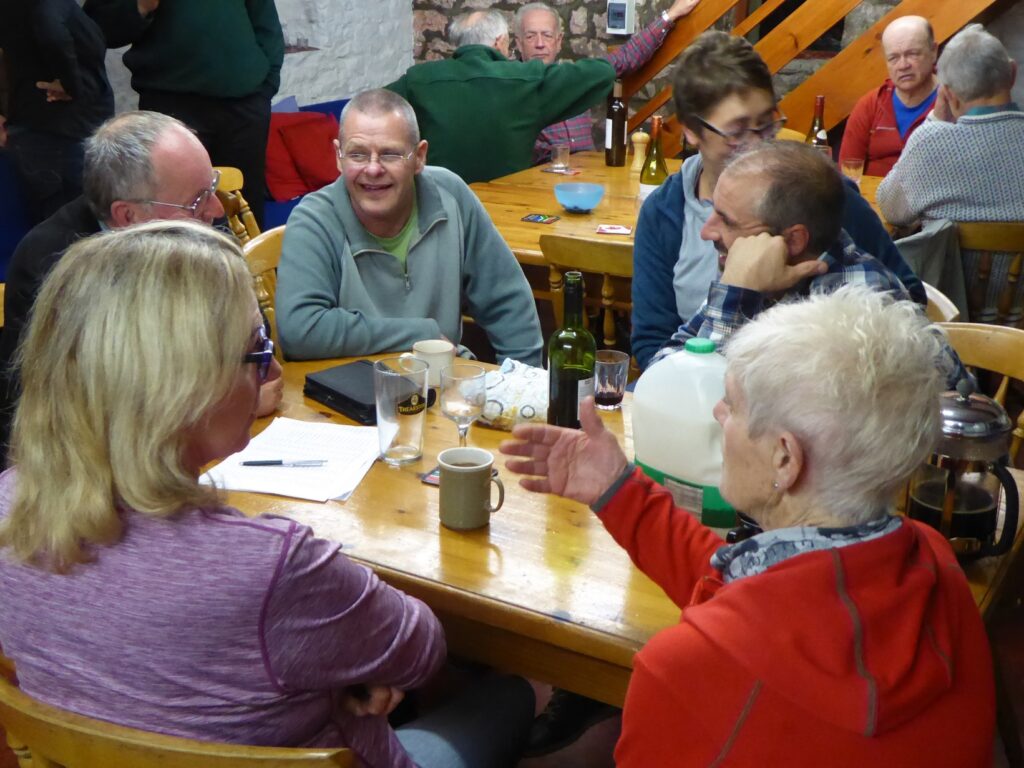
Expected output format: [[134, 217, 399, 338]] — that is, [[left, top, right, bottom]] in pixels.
[[622, 0, 739, 105], [733, 0, 787, 38]]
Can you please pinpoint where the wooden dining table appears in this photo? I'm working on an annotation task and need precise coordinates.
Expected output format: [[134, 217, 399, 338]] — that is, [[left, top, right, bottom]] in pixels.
[[221, 356, 1024, 708], [226, 358, 681, 707], [471, 151, 682, 267]]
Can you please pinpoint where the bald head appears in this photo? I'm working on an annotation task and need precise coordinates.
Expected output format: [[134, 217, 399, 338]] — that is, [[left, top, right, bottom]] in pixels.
[[881, 16, 938, 104], [882, 16, 934, 50]]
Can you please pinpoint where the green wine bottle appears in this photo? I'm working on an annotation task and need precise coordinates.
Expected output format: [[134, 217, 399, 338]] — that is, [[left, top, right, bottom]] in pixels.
[[638, 115, 669, 202], [548, 271, 596, 429]]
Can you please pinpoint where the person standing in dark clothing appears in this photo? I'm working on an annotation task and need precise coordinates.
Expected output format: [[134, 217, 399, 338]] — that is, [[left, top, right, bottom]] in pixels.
[[84, 0, 284, 228], [0, 0, 114, 223]]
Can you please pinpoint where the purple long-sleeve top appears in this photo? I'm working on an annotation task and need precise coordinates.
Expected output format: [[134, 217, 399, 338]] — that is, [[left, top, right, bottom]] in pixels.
[[0, 468, 446, 768]]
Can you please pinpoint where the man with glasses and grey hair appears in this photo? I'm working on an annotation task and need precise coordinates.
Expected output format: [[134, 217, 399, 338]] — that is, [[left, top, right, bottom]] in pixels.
[[651, 140, 965, 389], [838, 16, 939, 178], [275, 89, 543, 366], [0, 110, 282, 456], [386, 10, 616, 183], [515, 0, 699, 164]]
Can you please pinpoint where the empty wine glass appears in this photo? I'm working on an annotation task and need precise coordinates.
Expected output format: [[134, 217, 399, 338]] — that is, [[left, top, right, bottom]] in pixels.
[[440, 364, 487, 447]]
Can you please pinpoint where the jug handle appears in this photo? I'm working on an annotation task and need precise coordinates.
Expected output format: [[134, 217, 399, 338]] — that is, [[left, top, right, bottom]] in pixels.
[[984, 462, 1019, 557]]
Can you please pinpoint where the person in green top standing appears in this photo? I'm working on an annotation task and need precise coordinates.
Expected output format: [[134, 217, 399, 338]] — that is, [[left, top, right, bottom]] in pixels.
[[83, 0, 283, 227], [386, 9, 614, 184]]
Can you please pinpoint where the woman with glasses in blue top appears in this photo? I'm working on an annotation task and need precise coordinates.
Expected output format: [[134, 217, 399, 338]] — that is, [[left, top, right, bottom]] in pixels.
[[0, 221, 534, 768]]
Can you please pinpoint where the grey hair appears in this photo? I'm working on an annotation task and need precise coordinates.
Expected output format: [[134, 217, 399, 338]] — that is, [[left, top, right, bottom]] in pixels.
[[340, 89, 420, 147], [449, 10, 508, 48], [937, 23, 1013, 102], [725, 141, 845, 256], [725, 285, 943, 525], [515, 3, 562, 35], [82, 111, 190, 224]]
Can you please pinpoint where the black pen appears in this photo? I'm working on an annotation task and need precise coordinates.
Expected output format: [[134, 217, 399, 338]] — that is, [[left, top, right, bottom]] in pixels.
[[240, 459, 328, 467]]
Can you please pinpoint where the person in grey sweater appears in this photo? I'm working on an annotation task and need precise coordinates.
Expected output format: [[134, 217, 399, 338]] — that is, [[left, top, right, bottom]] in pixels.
[[276, 89, 543, 366]]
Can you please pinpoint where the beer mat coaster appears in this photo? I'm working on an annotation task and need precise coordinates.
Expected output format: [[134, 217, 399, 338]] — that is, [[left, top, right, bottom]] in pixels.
[[521, 213, 561, 224], [541, 167, 582, 175], [596, 224, 632, 235]]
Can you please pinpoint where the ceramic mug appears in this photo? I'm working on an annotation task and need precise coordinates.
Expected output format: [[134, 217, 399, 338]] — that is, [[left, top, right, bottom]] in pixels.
[[438, 447, 504, 530], [401, 339, 456, 388]]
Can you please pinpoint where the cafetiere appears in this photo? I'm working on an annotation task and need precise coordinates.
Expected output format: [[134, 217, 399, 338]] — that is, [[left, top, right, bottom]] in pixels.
[[907, 380, 1020, 558]]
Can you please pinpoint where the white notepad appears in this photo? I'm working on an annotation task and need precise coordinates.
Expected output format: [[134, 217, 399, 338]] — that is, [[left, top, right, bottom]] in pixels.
[[200, 417, 380, 502]]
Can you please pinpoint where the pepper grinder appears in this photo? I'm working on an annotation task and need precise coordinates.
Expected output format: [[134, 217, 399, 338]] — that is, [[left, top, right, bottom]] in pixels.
[[630, 131, 649, 173]]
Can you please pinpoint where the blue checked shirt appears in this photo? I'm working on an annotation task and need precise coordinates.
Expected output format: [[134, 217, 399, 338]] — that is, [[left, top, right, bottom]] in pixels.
[[652, 230, 968, 387]]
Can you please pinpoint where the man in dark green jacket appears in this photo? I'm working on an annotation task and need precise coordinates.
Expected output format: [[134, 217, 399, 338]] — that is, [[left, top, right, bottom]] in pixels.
[[83, 0, 283, 226], [387, 9, 613, 184]]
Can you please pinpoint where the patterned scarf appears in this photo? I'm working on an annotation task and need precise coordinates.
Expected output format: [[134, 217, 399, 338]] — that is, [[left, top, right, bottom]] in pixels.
[[710, 515, 902, 583]]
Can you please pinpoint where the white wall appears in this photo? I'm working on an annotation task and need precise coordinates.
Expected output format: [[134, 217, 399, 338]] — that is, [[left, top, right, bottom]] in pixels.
[[106, 0, 414, 112]]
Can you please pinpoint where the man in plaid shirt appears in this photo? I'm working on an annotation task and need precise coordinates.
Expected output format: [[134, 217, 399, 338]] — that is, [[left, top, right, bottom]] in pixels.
[[515, 0, 700, 164], [653, 141, 966, 387]]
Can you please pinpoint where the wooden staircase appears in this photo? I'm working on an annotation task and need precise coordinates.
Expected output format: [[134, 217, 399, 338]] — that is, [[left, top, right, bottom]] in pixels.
[[622, 0, 1004, 156]]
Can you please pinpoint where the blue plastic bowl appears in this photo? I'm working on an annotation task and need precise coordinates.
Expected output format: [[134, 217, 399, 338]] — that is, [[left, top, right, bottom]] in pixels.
[[554, 182, 605, 213]]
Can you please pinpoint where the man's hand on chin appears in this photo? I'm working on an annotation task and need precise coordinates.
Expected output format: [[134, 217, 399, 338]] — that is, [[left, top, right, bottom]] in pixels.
[[719, 232, 827, 294]]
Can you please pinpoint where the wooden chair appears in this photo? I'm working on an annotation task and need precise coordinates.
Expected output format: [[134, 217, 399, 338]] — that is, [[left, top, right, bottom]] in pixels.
[[0, 674, 352, 767], [215, 166, 261, 246], [956, 222, 1024, 326], [939, 322, 1024, 766], [539, 234, 633, 346], [243, 226, 285, 361], [924, 281, 960, 322]]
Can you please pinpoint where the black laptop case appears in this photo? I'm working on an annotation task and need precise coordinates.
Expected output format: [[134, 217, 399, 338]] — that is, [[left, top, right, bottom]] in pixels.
[[303, 359, 378, 425]]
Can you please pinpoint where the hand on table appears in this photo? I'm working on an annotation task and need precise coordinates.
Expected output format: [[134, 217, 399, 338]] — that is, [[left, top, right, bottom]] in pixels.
[[256, 377, 284, 417], [665, 0, 701, 22], [719, 232, 826, 294], [341, 685, 406, 717], [500, 397, 628, 507], [35, 80, 71, 102]]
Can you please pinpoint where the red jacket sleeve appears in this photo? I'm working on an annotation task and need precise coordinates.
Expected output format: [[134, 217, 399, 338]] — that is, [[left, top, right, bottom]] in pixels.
[[595, 467, 725, 607]]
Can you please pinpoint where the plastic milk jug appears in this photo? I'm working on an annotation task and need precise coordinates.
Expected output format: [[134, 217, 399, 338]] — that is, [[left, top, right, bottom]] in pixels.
[[632, 338, 735, 527]]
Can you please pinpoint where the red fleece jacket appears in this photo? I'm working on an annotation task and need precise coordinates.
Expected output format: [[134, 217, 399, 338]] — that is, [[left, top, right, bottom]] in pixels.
[[839, 80, 934, 177], [599, 468, 994, 767]]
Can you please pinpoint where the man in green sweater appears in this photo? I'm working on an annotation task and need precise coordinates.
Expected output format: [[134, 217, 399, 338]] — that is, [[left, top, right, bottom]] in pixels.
[[387, 9, 614, 184], [275, 89, 543, 366], [83, 0, 283, 227]]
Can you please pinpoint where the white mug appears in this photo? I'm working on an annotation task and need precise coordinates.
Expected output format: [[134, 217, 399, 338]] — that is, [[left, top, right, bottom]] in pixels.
[[401, 339, 456, 387]]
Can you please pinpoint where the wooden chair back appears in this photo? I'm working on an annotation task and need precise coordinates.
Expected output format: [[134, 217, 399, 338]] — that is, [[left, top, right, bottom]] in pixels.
[[540, 231, 633, 334], [924, 281, 960, 322], [215, 166, 261, 246], [956, 222, 1024, 326], [0, 675, 352, 767], [243, 226, 285, 361], [938, 322, 1024, 462]]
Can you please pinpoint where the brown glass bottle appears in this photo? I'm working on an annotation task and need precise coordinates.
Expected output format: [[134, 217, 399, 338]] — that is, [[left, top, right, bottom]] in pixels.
[[605, 80, 627, 167], [805, 95, 831, 156], [638, 115, 669, 202]]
